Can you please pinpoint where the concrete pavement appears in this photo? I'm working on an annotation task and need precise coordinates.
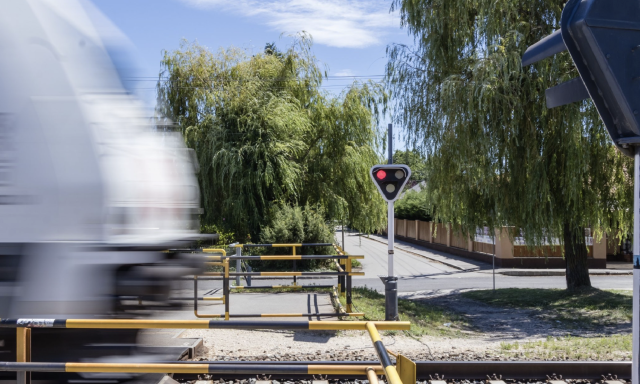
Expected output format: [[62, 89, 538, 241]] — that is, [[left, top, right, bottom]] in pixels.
[[337, 229, 632, 293]]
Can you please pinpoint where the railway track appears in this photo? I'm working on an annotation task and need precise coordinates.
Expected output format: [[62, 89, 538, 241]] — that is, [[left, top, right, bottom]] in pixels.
[[168, 360, 630, 382]]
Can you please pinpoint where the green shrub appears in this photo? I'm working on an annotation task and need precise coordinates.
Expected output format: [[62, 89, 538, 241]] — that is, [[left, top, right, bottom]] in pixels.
[[395, 190, 431, 221], [199, 224, 236, 248], [252, 204, 335, 270]]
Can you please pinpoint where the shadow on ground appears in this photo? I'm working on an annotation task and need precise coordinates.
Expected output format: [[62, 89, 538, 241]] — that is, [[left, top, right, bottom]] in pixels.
[[412, 291, 631, 341]]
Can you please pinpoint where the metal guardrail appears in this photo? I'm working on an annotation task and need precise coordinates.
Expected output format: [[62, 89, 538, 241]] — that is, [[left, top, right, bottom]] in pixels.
[[0, 319, 410, 384], [196, 243, 362, 319], [0, 319, 409, 330], [0, 362, 385, 375], [205, 255, 364, 260]]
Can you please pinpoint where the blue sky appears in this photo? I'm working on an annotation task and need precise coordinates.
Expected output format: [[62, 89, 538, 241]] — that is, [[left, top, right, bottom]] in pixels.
[[92, 0, 412, 148]]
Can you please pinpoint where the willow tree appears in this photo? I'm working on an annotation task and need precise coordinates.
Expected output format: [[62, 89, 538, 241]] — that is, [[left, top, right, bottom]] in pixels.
[[386, 0, 633, 289], [157, 35, 387, 238]]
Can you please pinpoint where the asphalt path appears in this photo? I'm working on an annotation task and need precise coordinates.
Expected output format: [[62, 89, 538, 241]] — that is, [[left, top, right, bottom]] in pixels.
[[171, 230, 632, 300], [338, 229, 632, 293]]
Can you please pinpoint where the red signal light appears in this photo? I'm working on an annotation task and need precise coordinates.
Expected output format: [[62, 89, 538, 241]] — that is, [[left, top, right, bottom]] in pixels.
[[376, 170, 387, 180]]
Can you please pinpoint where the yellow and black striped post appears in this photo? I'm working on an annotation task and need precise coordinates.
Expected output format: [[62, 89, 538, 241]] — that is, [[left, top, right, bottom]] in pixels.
[[366, 322, 403, 384], [346, 256, 353, 313], [224, 258, 230, 320]]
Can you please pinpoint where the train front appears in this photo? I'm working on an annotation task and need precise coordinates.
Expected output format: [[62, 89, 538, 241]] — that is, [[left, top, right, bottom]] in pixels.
[[0, 0, 207, 377]]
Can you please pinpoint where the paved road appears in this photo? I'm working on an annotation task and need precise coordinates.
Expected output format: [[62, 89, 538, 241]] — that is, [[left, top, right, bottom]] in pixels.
[[338, 229, 633, 293], [169, 229, 632, 307]]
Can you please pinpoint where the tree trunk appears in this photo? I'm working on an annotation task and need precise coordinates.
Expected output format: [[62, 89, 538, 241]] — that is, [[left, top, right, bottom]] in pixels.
[[563, 222, 592, 290]]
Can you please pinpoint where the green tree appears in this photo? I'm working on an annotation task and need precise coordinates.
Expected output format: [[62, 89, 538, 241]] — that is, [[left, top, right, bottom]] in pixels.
[[393, 149, 427, 183], [157, 35, 388, 240], [395, 190, 431, 221], [386, 0, 633, 289]]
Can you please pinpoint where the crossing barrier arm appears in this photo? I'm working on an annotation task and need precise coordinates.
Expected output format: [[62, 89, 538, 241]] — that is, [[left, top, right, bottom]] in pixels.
[[5, 319, 409, 382], [366, 322, 403, 384], [0, 362, 385, 375], [0, 319, 410, 330]]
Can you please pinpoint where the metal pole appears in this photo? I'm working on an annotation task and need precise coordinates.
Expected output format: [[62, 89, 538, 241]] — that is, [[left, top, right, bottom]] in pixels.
[[633, 146, 640, 384], [342, 219, 345, 252], [384, 123, 398, 321], [388, 123, 393, 165], [388, 201, 394, 277], [235, 246, 241, 286], [224, 259, 230, 320], [387, 122, 394, 278], [293, 246, 297, 286], [492, 253, 495, 292]]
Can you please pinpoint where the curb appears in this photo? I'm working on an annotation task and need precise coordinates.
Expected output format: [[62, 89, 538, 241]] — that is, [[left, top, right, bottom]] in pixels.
[[499, 271, 632, 276]]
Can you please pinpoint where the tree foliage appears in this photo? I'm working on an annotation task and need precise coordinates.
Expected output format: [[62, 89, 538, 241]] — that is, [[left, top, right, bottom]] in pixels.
[[386, 0, 633, 288], [157, 35, 388, 239], [395, 190, 431, 221], [256, 203, 334, 270], [393, 149, 427, 183]]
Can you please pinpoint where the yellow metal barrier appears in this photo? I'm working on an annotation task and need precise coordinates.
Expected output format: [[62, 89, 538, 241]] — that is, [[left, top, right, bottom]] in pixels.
[[193, 243, 361, 319], [5, 319, 410, 384], [202, 248, 227, 255], [1, 362, 385, 376], [366, 322, 403, 384]]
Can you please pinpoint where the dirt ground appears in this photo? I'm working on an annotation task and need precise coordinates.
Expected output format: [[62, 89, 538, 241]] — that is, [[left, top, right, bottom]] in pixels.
[[180, 291, 630, 361]]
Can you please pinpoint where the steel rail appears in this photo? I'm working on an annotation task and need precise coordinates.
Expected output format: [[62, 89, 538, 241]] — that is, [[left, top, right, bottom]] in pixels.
[[413, 360, 631, 380], [169, 360, 631, 380]]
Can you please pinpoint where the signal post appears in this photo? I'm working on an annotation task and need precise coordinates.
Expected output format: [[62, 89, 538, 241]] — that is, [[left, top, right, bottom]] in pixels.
[[522, 0, 640, 380], [370, 124, 411, 321]]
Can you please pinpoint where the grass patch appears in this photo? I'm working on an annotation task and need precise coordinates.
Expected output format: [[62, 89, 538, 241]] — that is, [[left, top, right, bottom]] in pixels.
[[462, 288, 631, 329], [500, 334, 631, 360], [340, 286, 468, 337]]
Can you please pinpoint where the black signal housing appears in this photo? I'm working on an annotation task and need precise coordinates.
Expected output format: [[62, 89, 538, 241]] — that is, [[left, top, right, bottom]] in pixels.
[[369, 164, 412, 202], [522, 0, 640, 157]]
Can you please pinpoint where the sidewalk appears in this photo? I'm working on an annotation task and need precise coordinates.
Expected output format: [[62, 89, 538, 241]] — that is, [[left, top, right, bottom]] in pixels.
[[359, 233, 485, 271], [359, 233, 631, 277]]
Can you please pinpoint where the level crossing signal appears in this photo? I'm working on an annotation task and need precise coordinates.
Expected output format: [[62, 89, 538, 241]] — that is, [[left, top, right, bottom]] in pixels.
[[522, 0, 640, 381], [369, 165, 411, 202], [521, 0, 640, 157]]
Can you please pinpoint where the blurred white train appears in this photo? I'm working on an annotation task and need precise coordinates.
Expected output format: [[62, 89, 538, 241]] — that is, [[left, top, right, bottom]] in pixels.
[[0, 0, 206, 373]]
